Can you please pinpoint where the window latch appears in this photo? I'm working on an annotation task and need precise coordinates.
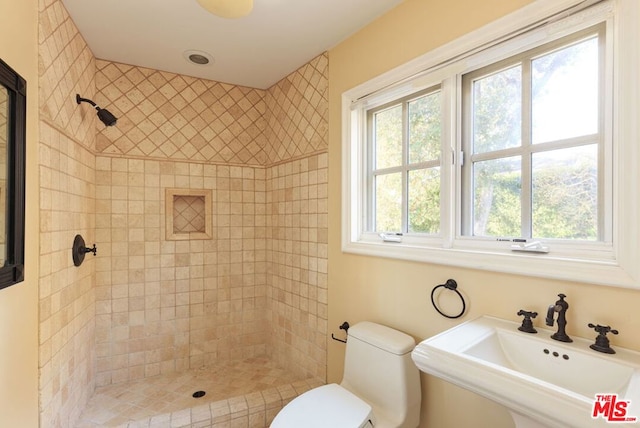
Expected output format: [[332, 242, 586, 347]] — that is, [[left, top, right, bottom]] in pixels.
[[510, 240, 549, 253], [379, 232, 403, 243]]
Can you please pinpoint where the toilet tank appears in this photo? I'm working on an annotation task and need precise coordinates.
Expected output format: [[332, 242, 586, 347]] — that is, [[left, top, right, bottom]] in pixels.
[[340, 322, 421, 428]]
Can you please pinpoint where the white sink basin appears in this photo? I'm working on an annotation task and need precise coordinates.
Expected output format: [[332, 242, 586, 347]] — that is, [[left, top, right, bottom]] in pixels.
[[412, 316, 640, 428]]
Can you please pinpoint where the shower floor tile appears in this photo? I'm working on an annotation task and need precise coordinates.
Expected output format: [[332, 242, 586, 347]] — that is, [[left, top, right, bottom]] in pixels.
[[76, 357, 304, 427]]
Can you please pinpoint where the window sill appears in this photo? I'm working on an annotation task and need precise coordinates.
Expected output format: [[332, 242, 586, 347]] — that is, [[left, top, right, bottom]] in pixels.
[[341, 238, 638, 289]]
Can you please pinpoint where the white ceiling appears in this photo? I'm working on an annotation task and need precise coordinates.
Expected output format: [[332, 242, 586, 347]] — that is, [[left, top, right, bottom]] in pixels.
[[62, 0, 405, 90]]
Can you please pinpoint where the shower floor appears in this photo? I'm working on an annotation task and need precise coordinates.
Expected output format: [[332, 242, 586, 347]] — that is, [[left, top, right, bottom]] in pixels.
[[76, 356, 318, 427]]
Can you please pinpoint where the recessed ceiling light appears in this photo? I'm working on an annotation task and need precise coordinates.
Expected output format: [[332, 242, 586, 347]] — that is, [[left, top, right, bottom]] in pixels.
[[183, 50, 214, 66]]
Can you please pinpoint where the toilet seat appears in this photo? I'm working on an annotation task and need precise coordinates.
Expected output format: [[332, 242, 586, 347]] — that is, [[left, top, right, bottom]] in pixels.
[[270, 383, 374, 428]]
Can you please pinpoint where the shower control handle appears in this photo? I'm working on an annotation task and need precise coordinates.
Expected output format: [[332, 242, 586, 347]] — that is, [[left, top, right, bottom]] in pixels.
[[82, 243, 97, 256]]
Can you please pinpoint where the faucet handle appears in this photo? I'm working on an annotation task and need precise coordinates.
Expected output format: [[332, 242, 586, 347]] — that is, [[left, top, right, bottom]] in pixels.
[[517, 310, 538, 333], [588, 323, 618, 354], [588, 323, 618, 335]]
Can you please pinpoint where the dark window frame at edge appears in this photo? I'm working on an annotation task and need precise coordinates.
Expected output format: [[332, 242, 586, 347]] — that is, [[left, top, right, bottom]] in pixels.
[[0, 58, 26, 291]]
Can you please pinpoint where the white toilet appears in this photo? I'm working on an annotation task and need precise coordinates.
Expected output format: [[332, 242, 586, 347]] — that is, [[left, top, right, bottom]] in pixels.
[[271, 322, 421, 428]]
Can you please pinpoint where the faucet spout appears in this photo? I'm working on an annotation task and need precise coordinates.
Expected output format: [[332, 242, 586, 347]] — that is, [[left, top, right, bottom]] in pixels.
[[545, 304, 557, 326], [547, 294, 572, 343]]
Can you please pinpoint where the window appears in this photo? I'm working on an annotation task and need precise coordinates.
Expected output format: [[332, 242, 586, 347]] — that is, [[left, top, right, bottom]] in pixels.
[[461, 26, 605, 242], [342, 0, 640, 288]]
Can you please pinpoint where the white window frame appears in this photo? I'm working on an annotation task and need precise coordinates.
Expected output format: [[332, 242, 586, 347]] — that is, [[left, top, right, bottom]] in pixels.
[[341, 0, 640, 288], [367, 87, 443, 235]]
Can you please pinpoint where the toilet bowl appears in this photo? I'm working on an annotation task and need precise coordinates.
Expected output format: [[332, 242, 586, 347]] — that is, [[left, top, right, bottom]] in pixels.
[[271, 322, 421, 428]]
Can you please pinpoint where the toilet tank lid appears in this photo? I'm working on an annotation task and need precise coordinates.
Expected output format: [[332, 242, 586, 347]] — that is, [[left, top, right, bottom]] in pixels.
[[348, 322, 416, 355]]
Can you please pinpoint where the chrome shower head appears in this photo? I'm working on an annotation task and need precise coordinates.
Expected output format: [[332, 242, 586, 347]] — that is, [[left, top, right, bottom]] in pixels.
[[76, 94, 118, 126]]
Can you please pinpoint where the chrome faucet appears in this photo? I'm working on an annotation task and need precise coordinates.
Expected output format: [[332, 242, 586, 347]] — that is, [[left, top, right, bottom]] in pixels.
[[545, 293, 572, 342]]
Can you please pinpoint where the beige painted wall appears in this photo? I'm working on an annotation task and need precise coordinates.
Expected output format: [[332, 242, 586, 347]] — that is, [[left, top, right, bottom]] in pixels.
[[0, 0, 40, 427], [328, 0, 640, 427]]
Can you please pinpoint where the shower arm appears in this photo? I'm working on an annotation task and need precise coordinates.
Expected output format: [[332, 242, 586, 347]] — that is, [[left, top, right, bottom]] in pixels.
[[76, 93, 118, 126], [76, 94, 100, 110]]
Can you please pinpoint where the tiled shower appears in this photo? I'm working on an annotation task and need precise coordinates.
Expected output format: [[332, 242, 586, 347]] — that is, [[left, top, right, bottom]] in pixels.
[[37, 0, 328, 426]]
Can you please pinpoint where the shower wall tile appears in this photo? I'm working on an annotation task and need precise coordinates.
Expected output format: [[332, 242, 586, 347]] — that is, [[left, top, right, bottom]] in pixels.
[[263, 53, 329, 381], [38, 0, 98, 427], [95, 157, 268, 386], [94, 61, 268, 166], [38, 3, 330, 412], [38, 119, 96, 428], [92, 53, 330, 386], [264, 53, 328, 165], [39, 0, 96, 150], [266, 153, 329, 380]]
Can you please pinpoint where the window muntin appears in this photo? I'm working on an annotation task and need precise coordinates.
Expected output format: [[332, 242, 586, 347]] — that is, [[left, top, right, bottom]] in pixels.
[[461, 26, 604, 241], [369, 88, 442, 235]]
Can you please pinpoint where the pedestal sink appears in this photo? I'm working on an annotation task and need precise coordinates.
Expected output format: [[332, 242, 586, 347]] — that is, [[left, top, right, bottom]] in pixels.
[[412, 316, 640, 428]]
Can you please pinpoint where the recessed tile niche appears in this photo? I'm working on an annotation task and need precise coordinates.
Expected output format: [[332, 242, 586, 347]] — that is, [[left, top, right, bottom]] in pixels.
[[165, 188, 212, 240]]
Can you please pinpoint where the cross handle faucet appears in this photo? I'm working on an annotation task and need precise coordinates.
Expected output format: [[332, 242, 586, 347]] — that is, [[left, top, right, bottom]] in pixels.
[[588, 323, 618, 354]]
